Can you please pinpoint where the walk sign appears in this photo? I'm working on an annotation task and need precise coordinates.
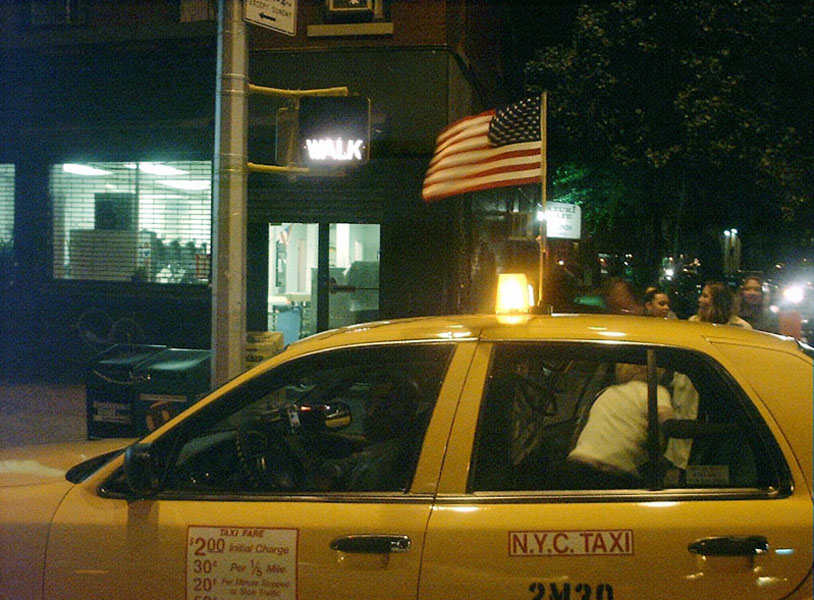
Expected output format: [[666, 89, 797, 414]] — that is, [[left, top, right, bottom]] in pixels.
[[298, 96, 371, 168], [245, 0, 296, 36]]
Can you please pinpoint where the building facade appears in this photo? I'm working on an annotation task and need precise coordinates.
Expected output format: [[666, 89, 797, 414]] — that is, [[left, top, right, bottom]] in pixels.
[[0, 0, 512, 381]]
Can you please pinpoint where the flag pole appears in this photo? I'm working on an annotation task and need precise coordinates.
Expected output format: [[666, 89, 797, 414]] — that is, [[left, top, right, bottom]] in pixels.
[[538, 91, 548, 311]]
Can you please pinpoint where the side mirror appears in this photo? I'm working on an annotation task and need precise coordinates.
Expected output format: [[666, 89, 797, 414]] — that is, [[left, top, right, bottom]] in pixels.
[[124, 443, 159, 498]]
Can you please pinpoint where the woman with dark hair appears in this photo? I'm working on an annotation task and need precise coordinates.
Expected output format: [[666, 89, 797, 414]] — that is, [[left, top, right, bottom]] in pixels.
[[643, 287, 677, 319], [689, 281, 752, 328], [738, 275, 780, 333]]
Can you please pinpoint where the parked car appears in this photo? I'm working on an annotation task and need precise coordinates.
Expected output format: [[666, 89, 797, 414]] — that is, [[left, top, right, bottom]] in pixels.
[[2, 315, 812, 600]]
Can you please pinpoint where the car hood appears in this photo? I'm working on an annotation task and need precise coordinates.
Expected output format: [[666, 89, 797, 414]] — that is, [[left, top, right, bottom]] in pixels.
[[0, 439, 132, 487]]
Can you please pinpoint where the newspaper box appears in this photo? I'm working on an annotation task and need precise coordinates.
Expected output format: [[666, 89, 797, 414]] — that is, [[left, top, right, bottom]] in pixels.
[[132, 348, 212, 436], [86, 344, 167, 439]]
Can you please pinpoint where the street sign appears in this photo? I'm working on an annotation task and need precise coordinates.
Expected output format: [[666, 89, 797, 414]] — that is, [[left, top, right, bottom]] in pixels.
[[245, 0, 296, 36]]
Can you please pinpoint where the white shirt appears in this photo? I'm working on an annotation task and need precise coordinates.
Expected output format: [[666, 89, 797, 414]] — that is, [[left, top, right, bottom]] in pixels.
[[663, 372, 699, 470], [569, 381, 673, 476]]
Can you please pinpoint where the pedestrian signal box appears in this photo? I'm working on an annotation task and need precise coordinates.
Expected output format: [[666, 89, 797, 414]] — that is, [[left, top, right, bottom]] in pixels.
[[297, 96, 371, 168]]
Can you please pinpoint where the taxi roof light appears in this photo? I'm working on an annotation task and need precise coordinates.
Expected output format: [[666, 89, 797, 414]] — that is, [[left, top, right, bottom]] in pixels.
[[496, 273, 531, 314]]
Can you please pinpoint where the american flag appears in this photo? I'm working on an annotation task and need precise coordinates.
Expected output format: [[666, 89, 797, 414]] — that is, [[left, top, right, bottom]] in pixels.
[[422, 96, 542, 202]]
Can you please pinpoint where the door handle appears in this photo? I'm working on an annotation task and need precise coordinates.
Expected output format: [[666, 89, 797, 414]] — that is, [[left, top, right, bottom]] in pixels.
[[330, 535, 411, 554], [688, 535, 769, 557]]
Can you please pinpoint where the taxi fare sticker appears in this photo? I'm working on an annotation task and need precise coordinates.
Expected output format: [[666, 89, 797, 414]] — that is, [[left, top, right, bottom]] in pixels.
[[186, 526, 297, 600], [509, 530, 633, 557]]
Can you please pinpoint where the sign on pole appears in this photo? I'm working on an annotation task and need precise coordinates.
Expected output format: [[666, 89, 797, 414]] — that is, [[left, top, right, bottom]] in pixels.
[[298, 96, 371, 168], [546, 202, 581, 240], [245, 0, 296, 36]]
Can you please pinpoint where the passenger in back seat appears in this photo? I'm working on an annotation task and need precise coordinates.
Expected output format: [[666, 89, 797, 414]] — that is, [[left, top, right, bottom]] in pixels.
[[565, 364, 675, 488]]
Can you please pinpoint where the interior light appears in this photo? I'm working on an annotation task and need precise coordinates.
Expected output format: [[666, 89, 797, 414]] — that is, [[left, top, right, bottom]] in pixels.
[[496, 273, 530, 314], [62, 163, 112, 176], [138, 162, 188, 176], [157, 180, 211, 191]]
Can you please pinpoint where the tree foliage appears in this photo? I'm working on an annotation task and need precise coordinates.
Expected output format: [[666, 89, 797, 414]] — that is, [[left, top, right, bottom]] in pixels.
[[526, 0, 813, 273]]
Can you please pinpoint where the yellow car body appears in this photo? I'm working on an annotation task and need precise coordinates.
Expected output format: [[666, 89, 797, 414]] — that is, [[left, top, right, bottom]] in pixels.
[[1, 315, 812, 600]]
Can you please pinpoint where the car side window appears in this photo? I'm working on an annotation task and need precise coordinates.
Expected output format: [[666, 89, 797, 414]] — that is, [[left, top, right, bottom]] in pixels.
[[161, 343, 453, 495], [470, 343, 784, 493]]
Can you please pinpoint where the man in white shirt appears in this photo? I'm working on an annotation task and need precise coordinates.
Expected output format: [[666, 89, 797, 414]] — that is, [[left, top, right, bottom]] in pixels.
[[567, 363, 675, 488]]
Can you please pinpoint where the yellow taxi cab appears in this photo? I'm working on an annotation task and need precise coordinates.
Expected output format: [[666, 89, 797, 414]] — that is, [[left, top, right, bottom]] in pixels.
[[1, 314, 812, 600]]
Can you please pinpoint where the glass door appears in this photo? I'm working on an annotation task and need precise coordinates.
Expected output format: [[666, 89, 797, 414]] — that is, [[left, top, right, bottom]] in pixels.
[[268, 222, 380, 342]]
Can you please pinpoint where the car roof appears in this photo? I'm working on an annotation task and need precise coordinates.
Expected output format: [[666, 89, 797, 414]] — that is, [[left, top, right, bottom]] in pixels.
[[281, 313, 802, 356]]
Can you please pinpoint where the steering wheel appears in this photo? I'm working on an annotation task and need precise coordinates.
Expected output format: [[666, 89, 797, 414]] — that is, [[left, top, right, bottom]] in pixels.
[[234, 422, 304, 491]]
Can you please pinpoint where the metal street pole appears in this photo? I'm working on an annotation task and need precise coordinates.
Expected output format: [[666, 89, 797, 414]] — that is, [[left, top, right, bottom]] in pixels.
[[211, 0, 248, 386], [537, 91, 548, 312]]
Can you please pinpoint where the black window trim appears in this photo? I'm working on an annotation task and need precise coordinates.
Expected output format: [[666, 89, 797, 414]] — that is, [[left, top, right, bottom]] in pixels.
[[98, 339, 459, 500], [467, 339, 793, 501]]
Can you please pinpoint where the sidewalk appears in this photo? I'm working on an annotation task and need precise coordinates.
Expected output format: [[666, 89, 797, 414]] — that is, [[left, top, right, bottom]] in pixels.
[[0, 382, 87, 448]]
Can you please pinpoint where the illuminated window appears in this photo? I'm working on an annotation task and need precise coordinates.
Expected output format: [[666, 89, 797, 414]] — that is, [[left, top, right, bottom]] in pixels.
[[0, 164, 13, 247], [50, 161, 212, 284], [0, 164, 13, 286]]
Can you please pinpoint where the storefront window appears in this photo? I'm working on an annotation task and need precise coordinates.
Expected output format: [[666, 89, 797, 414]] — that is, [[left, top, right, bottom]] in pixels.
[[268, 222, 380, 341], [0, 164, 13, 244], [50, 161, 211, 283], [0, 164, 14, 286]]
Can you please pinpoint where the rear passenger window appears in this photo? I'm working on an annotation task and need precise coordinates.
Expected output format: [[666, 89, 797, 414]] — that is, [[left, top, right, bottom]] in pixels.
[[470, 343, 786, 493]]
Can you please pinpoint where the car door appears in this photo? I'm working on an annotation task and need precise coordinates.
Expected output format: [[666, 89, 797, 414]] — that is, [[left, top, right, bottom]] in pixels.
[[420, 340, 812, 600], [44, 341, 475, 600]]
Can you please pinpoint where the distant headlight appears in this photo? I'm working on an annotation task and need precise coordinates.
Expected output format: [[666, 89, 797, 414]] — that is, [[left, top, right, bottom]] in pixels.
[[782, 285, 805, 304]]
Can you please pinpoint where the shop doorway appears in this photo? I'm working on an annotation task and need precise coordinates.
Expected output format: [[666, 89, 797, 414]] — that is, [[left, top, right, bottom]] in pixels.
[[268, 222, 380, 343]]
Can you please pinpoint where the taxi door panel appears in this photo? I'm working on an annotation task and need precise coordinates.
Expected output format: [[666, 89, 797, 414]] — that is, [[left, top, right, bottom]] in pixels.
[[420, 495, 812, 600], [419, 340, 813, 600], [45, 485, 431, 600], [44, 341, 477, 599]]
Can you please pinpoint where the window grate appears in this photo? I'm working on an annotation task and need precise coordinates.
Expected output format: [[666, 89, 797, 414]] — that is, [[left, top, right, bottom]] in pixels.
[[50, 161, 212, 284]]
